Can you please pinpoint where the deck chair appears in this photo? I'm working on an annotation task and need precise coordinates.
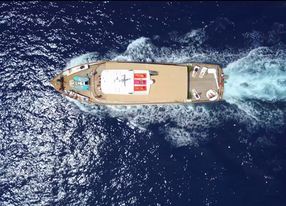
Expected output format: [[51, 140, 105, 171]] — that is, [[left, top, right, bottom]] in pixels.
[[192, 89, 201, 100], [192, 66, 200, 78], [199, 67, 208, 78]]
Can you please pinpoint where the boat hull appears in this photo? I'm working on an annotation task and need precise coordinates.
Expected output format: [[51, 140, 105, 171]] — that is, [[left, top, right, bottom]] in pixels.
[[50, 61, 225, 105]]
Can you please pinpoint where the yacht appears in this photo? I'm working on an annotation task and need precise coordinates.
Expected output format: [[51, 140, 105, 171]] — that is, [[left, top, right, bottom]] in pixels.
[[50, 61, 225, 105]]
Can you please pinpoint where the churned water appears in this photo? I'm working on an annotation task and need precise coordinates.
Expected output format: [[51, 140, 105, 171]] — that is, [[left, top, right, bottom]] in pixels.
[[1, 2, 286, 206]]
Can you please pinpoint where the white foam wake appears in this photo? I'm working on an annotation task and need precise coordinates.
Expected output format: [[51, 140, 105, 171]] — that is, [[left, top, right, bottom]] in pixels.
[[224, 47, 286, 103], [65, 52, 99, 69]]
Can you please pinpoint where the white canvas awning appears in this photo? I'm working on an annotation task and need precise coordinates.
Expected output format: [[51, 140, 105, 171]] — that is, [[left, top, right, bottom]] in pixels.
[[101, 70, 152, 95]]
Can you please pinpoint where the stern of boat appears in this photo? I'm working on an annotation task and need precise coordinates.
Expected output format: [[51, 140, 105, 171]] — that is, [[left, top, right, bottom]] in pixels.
[[186, 63, 225, 103]]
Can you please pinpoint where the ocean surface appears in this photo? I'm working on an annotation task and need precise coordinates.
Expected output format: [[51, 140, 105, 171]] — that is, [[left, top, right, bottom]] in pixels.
[[1, 2, 286, 206]]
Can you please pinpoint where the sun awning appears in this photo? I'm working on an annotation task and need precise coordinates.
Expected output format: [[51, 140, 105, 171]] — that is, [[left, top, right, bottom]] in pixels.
[[101, 70, 152, 95]]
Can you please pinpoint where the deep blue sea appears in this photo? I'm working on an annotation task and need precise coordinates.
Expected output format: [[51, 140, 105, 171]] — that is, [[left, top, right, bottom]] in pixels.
[[1, 1, 286, 206]]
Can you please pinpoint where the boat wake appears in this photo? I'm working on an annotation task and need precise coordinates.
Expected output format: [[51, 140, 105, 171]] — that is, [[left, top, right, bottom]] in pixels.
[[224, 47, 286, 103], [66, 37, 286, 147]]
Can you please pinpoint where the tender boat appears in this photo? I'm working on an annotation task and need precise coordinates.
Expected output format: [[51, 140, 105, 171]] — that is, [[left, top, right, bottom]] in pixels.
[[50, 61, 225, 105]]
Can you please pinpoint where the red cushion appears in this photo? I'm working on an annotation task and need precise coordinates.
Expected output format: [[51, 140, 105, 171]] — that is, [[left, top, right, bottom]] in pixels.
[[134, 73, 146, 78], [134, 86, 147, 91]]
